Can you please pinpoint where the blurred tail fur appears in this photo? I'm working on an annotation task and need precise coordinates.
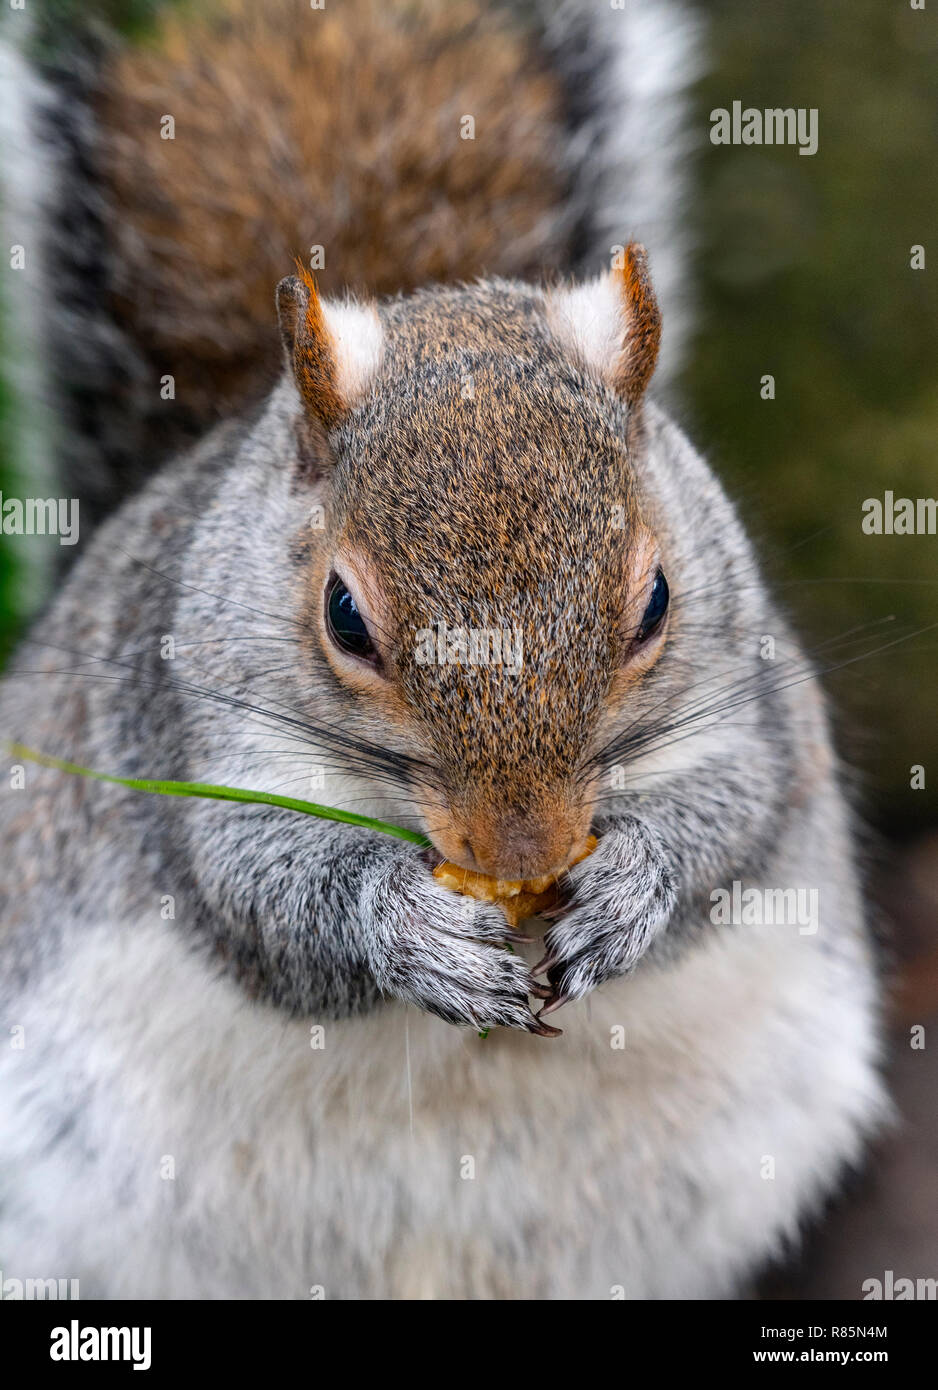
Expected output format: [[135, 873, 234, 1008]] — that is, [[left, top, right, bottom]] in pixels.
[[0, 0, 701, 542]]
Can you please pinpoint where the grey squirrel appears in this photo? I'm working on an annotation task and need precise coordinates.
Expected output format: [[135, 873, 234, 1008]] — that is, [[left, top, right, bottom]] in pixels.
[[0, 0, 884, 1299]]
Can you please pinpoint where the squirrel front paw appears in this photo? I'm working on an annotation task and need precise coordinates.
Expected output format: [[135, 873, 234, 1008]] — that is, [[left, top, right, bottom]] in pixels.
[[361, 855, 560, 1036], [534, 819, 677, 1015]]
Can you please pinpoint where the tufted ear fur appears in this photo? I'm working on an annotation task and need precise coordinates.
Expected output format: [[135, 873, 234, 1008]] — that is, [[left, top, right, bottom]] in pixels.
[[546, 242, 661, 407], [276, 264, 384, 430]]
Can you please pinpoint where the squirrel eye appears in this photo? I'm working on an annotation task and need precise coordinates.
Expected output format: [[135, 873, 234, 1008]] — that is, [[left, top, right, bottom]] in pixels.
[[325, 575, 377, 662], [636, 568, 669, 643]]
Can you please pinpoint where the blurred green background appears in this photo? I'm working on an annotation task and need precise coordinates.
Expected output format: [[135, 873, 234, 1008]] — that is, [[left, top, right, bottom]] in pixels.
[[0, 370, 15, 671], [1, 0, 935, 834], [683, 0, 938, 838]]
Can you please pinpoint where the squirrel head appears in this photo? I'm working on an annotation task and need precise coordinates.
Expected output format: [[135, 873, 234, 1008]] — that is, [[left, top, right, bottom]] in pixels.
[[276, 246, 667, 881]]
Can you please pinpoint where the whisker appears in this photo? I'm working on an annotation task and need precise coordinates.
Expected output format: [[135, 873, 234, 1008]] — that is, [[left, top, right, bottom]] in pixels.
[[595, 617, 938, 771]]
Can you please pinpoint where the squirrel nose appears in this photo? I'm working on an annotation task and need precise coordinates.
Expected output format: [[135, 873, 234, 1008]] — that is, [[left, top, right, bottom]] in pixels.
[[463, 816, 586, 882], [418, 793, 597, 882]]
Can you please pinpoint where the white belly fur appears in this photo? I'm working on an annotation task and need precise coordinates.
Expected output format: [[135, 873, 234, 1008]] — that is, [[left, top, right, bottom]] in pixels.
[[0, 908, 884, 1299]]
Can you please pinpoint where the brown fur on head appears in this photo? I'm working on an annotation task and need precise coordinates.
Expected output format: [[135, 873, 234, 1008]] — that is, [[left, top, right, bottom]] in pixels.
[[279, 249, 666, 880]]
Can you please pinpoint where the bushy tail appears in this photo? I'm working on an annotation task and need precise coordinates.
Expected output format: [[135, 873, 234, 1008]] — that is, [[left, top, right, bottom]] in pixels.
[[0, 0, 701, 546]]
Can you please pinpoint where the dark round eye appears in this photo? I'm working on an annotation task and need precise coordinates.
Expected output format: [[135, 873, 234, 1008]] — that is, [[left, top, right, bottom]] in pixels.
[[636, 569, 669, 642], [325, 575, 377, 662]]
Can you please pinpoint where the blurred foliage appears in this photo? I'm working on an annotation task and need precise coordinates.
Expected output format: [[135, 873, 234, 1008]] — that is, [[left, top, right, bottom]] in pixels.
[[0, 365, 15, 669], [0, 0, 180, 660], [681, 0, 938, 835], [28, 0, 172, 57], [0, 0, 935, 832]]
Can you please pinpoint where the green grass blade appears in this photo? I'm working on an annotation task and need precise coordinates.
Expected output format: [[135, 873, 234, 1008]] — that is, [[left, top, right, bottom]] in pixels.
[[7, 742, 432, 847]]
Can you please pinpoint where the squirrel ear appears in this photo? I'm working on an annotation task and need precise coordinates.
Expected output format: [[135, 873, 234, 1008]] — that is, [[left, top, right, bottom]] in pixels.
[[276, 265, 383, 430], [547, 242, 661, 407]]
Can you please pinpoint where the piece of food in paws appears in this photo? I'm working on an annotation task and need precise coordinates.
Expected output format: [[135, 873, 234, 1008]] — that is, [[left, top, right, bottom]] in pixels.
[[433, 834, 598, 927]]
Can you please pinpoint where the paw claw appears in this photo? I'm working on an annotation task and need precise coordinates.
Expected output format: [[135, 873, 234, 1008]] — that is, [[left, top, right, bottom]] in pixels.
[[528, 1015, 563, 1038], [539, 993, 568, 1018]]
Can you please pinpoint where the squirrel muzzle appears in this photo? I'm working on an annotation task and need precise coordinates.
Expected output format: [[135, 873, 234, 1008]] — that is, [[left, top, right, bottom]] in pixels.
[[419, 792, 596, 883]]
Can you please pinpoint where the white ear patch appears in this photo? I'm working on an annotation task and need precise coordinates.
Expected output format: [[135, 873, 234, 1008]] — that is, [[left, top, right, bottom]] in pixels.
[[546, 245, 661, 405], [546, 274, 627, 385], [321, 298, 384, 403]]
